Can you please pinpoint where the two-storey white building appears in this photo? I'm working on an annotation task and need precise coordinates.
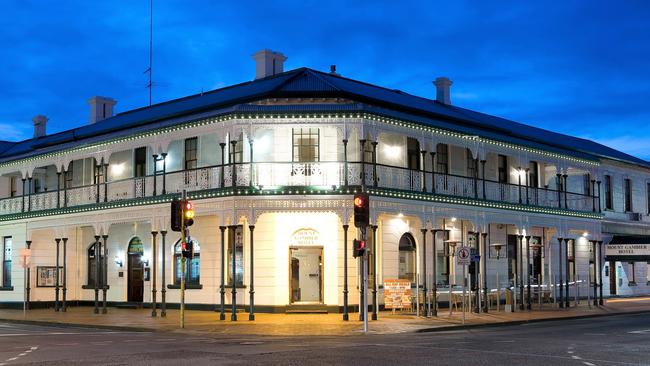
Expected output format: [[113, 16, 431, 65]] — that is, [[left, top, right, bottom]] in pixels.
[[0, 50, 648, 319]]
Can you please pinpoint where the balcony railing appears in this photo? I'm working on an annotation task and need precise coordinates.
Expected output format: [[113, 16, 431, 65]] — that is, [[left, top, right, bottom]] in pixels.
[[0, 161, 597, 216]]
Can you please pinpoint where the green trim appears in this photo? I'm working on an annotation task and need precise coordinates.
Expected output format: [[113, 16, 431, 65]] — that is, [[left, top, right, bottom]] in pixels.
[[0, 185, 602, 222], [0, 111, 599, 170]]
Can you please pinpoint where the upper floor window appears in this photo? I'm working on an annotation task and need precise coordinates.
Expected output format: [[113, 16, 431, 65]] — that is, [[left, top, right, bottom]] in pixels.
[[184, 137, 198, 170], [9, 177, 17, 197], [2, 237, 11, 288], [528, 161, 539, 188], [584, 173, 592, 196], [292, 128, 319, 162], [466, 149, 476, 178], [230, 133, 244, 164], [65, 164, 73, 189], [624, 178, 633, 212], [174, 239, 200, 286], [498, 155, 508, 183], [94, 162, 105, 184], [436, 144, 448, 174], [407, 138, 420, 170], [647, 182, 650, 215], [87, 242, 103, 287], [134, 147, 147, 178], [605, 175, 613, 210], [33, 178, 41, 193]]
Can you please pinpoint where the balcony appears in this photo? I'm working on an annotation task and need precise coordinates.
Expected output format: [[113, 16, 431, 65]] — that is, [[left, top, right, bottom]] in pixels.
[[0, 161, 597, 217]]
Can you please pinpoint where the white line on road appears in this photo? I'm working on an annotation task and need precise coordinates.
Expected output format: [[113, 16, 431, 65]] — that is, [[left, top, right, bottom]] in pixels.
[[583, 362, 596, 366], [572, 355, 583, 360], [628, 329, 650, 334]]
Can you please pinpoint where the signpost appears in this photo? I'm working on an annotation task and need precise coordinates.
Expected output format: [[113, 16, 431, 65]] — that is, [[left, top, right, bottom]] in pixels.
[[19, 248, 31, 315], [456, 246, 470, 324]]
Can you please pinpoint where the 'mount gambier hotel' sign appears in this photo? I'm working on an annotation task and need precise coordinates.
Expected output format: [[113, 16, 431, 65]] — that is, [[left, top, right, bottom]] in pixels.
[[605, 238, 650, 261]]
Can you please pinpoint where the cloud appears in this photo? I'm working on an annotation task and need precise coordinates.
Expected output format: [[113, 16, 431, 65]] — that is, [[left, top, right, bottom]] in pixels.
[[0, 122, 29, 141]]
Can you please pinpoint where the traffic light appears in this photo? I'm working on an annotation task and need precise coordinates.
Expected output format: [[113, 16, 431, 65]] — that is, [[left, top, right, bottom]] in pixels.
[[171, 199, 182, 232], [353, 193, 369, 228], [181, 240, 193, 259], [352, 239, 366, 258], [183, 200, 195, 227]]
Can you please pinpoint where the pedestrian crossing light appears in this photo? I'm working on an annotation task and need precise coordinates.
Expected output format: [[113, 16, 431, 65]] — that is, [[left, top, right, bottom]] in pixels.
[[353, 239, 367, 258], [183, 200, 195, 227], [181, 240, 193, 259], [171, 199, 183, 232], [353, 193, 369, 228]]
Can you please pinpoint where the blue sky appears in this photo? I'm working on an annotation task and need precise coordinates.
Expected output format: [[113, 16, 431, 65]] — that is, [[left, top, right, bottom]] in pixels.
[[1, 1, 649, 159]]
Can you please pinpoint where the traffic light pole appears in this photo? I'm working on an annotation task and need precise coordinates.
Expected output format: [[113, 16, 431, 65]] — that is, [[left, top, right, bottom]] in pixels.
[[180, 190, 186, 329], [362, 226, 368, 333]]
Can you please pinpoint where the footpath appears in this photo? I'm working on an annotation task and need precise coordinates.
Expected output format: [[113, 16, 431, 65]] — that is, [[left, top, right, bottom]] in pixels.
[[0, 297, 648, 336]]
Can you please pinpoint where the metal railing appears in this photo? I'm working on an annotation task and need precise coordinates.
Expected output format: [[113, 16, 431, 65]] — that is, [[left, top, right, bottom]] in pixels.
[[0, 161, 595, 215]]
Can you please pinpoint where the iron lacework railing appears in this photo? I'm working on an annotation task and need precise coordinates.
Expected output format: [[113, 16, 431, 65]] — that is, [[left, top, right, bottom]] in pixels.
[[0, 160, 599, 217]]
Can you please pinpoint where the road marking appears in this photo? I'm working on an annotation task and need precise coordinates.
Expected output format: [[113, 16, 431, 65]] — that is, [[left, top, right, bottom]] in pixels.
[[0, 331, 122, 337], [583, 362, 596, 366], [6, 358, 17, 361], [572, 355, 582, 360], [568, 351, 574, 354], [628, 329, 650, 334]]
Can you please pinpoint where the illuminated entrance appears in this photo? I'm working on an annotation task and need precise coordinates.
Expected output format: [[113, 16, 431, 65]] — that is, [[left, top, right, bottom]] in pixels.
[[289, 247, 323, 304]]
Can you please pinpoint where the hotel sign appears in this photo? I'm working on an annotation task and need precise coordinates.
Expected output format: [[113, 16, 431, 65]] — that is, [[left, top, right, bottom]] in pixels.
[[290, 228, 321, 247], [605, 244, 650, 261]]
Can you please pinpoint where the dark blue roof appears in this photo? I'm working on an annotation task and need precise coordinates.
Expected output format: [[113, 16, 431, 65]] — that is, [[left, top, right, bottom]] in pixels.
[[0, 67, 647, 167]]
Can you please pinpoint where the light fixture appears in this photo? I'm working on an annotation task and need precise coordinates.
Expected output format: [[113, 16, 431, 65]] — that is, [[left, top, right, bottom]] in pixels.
[[384, 145, 401, 159], [397, 212, 404, 218], [582, 232, 589, 237], [490, 243, 504, 259], [114, 255, 123, 268], [450, 217, 457, 222]]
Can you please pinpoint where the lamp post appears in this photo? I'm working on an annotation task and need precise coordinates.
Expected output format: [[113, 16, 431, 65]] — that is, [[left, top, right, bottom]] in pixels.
[[444, 240, 458, 316]]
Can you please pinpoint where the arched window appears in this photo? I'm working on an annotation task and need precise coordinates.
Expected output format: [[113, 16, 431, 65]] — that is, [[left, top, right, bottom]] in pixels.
[[398, 233, 416, 282], [174, 238, 200, 286]]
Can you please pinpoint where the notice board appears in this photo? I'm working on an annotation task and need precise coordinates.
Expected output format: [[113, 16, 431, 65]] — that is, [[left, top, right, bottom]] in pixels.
[[383, 279, 412, 309]]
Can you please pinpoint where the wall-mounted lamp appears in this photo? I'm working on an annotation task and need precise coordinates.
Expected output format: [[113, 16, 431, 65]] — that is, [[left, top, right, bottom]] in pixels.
[[114, 255, 123, 268], [490, 243, 504, 259], [143, 254, 150, 268]]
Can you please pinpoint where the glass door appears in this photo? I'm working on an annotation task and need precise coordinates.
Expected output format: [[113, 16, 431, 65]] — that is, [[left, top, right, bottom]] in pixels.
[[290, 247, 323, 304]]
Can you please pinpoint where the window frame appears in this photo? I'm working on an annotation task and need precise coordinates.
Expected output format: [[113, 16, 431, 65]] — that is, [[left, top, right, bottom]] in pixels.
[[398, 233, 416, 283], [173, 238, 201, 286], [134, 146, 148, 178], [184, 137, 198, 171], [436, 144, 449, 175], [227, 225, 245, 287], [497, 154, 508, 183], [628, 261, 636, 285], [292, 128, 320, 163], [624, 178, 633, 212], [2, 237, 12, 288], [528, 161, 539, 188], [604, 175, 613, 210], [466, 148, 476, 178]]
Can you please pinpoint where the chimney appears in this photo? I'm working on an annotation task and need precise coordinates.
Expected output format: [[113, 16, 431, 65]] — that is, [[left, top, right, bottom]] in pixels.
[[252, 49, 287, 80], [32, 115, 47, 138], [88, 96, 117, 124], [433, 77, 452, 105]]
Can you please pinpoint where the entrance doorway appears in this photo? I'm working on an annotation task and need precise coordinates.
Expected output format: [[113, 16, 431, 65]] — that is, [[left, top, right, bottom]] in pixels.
[[609, 260, 617, 295], [127, 237, 144, 303], [289, 247, 323, 304]]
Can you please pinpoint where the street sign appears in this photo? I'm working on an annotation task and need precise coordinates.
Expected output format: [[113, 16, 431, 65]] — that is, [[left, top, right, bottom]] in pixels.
[[457, 246, 470, 266], [471, 254, 481, 262]]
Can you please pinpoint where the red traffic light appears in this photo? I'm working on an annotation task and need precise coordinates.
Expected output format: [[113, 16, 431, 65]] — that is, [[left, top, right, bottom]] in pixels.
[[354, 195, 365, 208], [359, 240, 366, 250], [185, 201, 193, 211]]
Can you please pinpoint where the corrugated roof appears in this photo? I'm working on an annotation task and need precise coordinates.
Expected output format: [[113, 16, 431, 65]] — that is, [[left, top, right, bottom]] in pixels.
[[1, 67, 647, 168]]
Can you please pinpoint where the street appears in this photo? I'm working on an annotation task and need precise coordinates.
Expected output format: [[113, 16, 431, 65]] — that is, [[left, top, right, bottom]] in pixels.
[[0, 313, 649, 365]]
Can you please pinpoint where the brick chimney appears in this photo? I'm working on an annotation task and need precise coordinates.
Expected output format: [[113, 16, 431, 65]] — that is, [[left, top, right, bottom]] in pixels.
[[252, 49, 287, 80], [434, 77, 452, 105], [88, 96, 117, 124], [32, 115, 47, 138]]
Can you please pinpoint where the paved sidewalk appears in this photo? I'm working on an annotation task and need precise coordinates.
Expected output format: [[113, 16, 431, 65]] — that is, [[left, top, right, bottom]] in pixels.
[[1, 297, 648, 336]]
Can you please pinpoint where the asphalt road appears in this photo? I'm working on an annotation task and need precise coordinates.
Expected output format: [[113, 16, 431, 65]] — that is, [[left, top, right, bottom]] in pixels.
[[0, 313, 649, 365]]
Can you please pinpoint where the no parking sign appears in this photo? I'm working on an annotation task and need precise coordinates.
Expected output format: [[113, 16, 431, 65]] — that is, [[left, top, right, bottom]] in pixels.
[[456, 246, 470, 266]]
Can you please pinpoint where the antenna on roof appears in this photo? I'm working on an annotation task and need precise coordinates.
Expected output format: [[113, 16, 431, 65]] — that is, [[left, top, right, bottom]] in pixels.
[[144, 0, 154, 106]]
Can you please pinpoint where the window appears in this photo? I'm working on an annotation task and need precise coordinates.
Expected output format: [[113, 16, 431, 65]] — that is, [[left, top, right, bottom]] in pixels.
[[528, 161, 539, 188], [507, 235, 518, 283], [436, 144, 448, 174], [2, 237, 11, 288], [646, 262, 650, 285], [228, 225, 244, 286], [398, 233, 416, 282], [531, 236, 542, 280], [184, 137, 198, 171], [647, 183, 650, 215], [292, 128, 319, 162], [466, 149, 476, 178], [407, 138, 420, 170], [94, 163, 105, 185], [498, 155, 508, 183], [584, 174, 592, 196], [33, 178, 41, 193], [624, 178, 632, 212], [605, 175, 613, 210], [174, 239, 200, 286], [134, 147, 147, 178], [9, 177, 17, 197], [230, 133, 244, 164], [87, 242, 103, 287], [65, 164, 73, 189], [628, 262, 636, 285], [436, 230, 450, 285]]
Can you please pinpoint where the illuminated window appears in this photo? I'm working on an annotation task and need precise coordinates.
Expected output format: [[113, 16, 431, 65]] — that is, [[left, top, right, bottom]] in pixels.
[[65, 163, 73, 189], [398, 233, 416, 282], [466, 149, 476, 178], [230, 133, 244, 164], [184, 137, 198, 171], [568, 239, 576, 282], [174, 239, 200, 286], [292, 128, 319, 162], [436, 144, 448, 174]]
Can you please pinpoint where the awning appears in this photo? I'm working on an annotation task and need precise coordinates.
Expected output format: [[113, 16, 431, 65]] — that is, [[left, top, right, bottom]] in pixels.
[[605, 235, 650, 261]]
